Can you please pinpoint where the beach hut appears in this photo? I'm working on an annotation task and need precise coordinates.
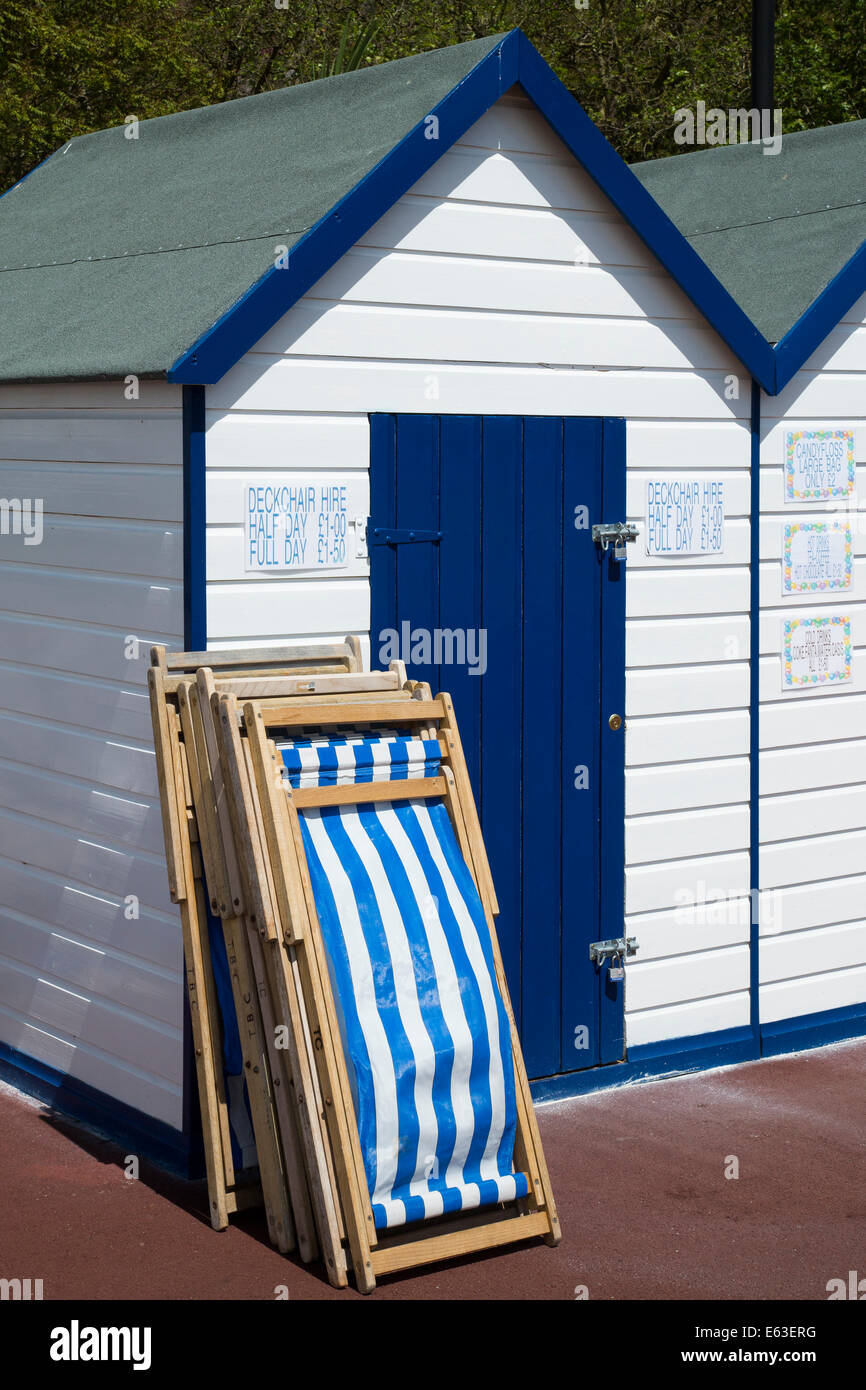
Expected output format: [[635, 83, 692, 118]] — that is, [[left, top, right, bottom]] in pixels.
[[0, 28, 862, 1165]]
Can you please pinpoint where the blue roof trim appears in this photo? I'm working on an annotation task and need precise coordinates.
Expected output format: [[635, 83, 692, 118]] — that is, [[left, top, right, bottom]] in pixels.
[[774, 240, 866, 393], [513, 34, 777, 393], [170, 28, 866, 393]]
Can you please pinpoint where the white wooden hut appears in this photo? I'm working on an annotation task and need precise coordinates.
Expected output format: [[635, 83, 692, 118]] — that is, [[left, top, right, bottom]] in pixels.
[[0, 29, 862, 1165]]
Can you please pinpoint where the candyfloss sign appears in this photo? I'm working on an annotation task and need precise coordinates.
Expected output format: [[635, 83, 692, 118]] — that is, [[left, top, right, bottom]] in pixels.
[[245, 477, 349, 572], [645, 477, 725, 556]]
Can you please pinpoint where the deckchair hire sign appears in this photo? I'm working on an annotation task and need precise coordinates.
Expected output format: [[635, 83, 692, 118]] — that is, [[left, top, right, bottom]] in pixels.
[[244, 477, 349, 571]]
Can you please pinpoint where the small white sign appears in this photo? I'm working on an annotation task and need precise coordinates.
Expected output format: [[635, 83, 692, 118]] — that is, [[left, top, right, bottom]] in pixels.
[[782, 614, 852, 688], [785, 429, 855, 501], [244, 477, 349, 572], [645, 477, 725, 556], [783, 522, 853, 594]]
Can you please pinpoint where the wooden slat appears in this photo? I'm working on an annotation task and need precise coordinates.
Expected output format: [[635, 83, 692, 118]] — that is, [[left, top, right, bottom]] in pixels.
[[177, 682, 230, 917], [228, 702, 350, 1287], [206, 699, 318, 1258], [214, 694, 278, 941], [245, 887, 317, 1265], [224, 1183, 263, 1215], [212, 672, 400, 699], [259, 698, 445, 728], [174, 682, 293, 1252], [439, 693, 499, 915], [174, 706, 237, 1193], [161, 641, 357, 672], [280, 792, 378, 1292], [146, 666, 185, 903], [291, 777, 446, 808], [194, 671, 246, 917], [370, 1211, 551, 1276], [146, 664, 234, 1231], [218, 913, 295, 1253]]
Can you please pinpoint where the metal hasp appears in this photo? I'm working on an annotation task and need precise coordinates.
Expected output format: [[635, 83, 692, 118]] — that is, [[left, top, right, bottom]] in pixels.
[[589, 936, 638, 965], [591, 522, 639, 560], [368, 525, 442, 546]]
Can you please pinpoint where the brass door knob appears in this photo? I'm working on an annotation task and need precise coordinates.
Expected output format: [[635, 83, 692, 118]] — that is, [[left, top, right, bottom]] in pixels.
[[608, 713, 623, 731]]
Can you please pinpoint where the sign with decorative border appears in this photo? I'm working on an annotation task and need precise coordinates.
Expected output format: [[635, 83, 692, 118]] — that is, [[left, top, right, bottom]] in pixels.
[[782, 522, 853, 594], [784, 429, 855, 502], [782, 614, 852, 688]]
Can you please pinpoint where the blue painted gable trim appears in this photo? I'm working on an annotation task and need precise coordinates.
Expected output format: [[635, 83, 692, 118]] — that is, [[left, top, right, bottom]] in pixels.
[[167, 29, 778, 392], [513, 35, 776, 392], [774, 240, 866, 393], [169, 33, 522, 384]]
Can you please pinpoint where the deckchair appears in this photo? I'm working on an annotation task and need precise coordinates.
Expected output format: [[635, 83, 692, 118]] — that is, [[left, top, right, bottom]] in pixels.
[[192, 660, 418, 1284], [147, 639, 362, 1237], [223, 689, 560, 1289]]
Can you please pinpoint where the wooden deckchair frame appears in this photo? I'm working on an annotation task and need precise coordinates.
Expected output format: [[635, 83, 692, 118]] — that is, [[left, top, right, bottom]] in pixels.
[[147, 638, 363, 1235], [192, 670, 348, 1285], [226, 689, 560, 1289]]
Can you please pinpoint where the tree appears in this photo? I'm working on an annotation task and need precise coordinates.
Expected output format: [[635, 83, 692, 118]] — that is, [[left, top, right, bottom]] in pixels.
[[2, 0, 864, 194]]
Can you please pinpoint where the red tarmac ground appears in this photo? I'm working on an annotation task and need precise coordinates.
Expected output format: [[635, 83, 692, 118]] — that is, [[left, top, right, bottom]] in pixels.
[[1, 1038, 864, 1301]]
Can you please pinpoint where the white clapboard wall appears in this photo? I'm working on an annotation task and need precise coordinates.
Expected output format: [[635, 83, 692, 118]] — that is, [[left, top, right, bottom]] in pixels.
[[0, 381, 185, 1129], [207, 90, 752, 1052], [759, 295, 866, 1024]]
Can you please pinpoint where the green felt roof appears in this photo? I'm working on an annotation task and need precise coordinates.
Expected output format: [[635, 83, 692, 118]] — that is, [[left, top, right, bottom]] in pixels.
[[631, 119, 866, 344], [0, 33, 505, 383]]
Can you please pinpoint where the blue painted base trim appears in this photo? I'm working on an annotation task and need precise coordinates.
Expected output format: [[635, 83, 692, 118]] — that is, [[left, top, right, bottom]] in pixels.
[[761, 1001, 866, 1056], [531, 1026, 757, 1102], [0, 1041, 193, 1176], [531, 1004, 866, 1103]]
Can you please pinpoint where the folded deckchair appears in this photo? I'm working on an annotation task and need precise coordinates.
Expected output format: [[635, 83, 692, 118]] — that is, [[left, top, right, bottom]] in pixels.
[[147, 639, 363, 1241], [281, 732, 530, 1232], [227, 690, 560, 1288]]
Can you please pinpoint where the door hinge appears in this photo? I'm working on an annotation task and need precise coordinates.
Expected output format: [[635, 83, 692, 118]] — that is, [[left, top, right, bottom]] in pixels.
[[368, 524, 442, 547], [592, 522, 639, 560]]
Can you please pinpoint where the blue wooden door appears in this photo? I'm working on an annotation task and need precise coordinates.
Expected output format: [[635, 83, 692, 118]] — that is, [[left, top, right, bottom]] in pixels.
[[370, 415, 626, 1081]]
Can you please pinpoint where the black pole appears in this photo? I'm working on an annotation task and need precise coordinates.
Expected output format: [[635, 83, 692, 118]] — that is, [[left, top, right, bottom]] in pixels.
[[751, 0, 775, 111]]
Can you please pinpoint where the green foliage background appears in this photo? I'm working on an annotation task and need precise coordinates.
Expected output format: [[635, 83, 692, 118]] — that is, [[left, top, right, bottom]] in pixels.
[[1, 0, 864, 192]]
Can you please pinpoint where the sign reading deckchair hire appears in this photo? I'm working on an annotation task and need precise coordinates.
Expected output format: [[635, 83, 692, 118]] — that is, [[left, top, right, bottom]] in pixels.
[[783, 522, 853, 593], [785, 430, 855, 501], [782, 614, 852, 688], [280, 735, 529, 1231], [645, 477, 725, 555], [245, 477, 348, 571]]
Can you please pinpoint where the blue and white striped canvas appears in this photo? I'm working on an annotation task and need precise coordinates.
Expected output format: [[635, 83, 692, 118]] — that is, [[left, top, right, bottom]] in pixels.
[[278, 735, 529, 1231], [280, 733, 439, 788]]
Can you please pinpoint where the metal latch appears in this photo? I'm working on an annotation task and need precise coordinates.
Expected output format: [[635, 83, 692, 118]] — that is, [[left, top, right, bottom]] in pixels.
[[589, 936, 638, 967], [592, 522, 639, 560], [367, 525, 442, 547]]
